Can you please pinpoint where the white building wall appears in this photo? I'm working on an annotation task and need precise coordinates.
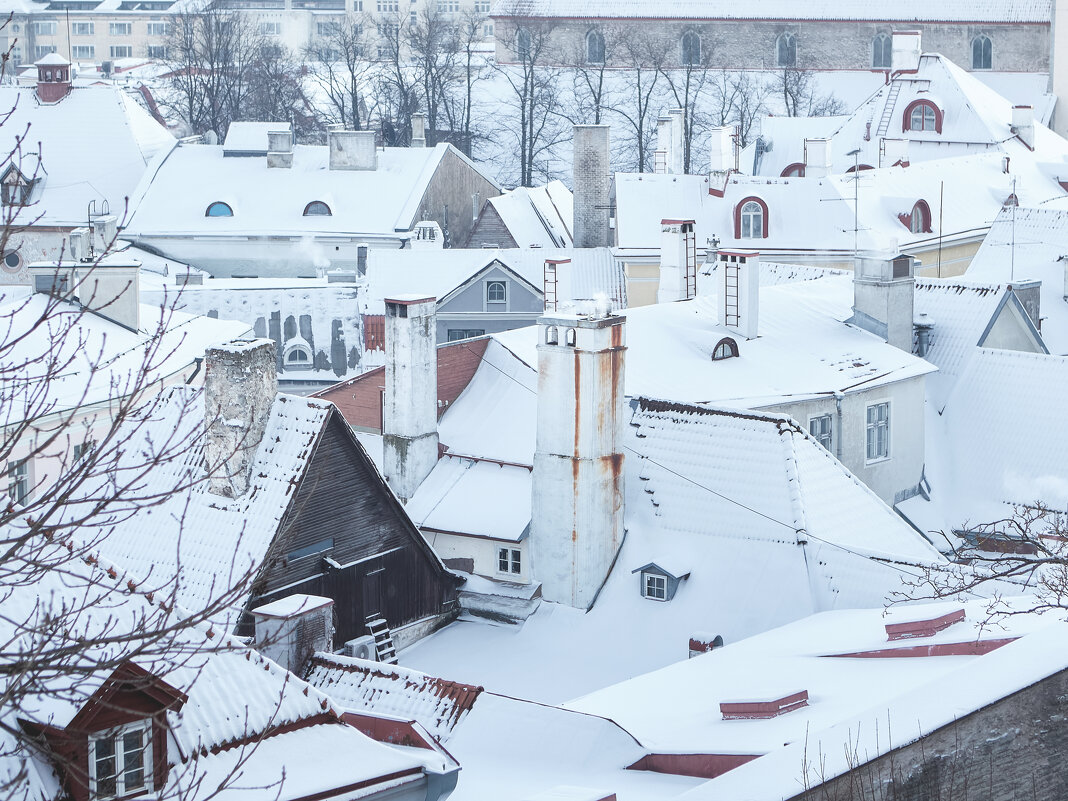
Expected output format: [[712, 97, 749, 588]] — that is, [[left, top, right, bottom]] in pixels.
[[426, 531, 530, 584]]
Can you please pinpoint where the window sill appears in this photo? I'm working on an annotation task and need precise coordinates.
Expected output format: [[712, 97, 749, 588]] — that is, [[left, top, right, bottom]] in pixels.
[[865, 455, 891, 466]]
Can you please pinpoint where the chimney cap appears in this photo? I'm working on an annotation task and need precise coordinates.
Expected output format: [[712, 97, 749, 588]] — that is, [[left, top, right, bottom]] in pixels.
[[35, 52, 71, 67]]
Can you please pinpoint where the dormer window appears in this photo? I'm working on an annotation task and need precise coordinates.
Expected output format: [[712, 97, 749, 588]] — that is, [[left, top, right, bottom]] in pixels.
[[903, 100, 942, 133], [1, 164, 38, 206], [89, 722, 152, 800], [644, 572, 667, 600], [205, 201, 233, 217], [780, 163, 805, 178], [633, 562, 690, 602], [712, 337, 738, 360], [900, 200, 932, 234], [735, 197, 769, 239], [303, 200, 331, 216]]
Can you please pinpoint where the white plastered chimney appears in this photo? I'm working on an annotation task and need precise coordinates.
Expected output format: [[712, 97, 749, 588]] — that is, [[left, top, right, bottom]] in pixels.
[[891, 30, 922, 73], [804, 138, 832, 179], [658, 219, 696, 303], [850, 252, 917, 352], [717, 251, 760, 340]]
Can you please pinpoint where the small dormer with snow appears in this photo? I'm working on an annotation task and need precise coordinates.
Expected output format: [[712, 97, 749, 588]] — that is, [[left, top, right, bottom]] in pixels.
[[21, 661, 186, 801], [1, 159, 44, 208], [35, 53, 73, 103], [632, 562, 690, 602]]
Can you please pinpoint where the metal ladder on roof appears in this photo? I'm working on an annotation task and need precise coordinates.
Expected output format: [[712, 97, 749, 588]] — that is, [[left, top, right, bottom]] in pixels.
[[544, 260, 558, 311], [875, 82, 902, 138], [684, 224, 697, 300], [366, 616, 398, 665], [723, 265, 740, 327]]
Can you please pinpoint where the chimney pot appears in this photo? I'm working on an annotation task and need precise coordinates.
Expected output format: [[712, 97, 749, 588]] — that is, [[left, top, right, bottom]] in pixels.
[[411, 112, 428, 148]]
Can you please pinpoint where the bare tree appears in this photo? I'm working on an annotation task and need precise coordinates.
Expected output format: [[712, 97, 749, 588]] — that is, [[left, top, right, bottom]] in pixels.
[[709, 70, 771, 148], [658, 28, 715, 173], [245, 42, 321, 139], [611, 30, 668, 172], [562, 24, 623, 125], [304, 16, 375, 132], [434, 10, 491, 156], [777, 67, 848, 117], [373, 11, 420, 146]]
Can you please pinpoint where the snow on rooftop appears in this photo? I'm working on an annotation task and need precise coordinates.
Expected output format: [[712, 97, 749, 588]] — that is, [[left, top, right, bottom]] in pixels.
[[484, 181, 574, 248], [223, 120, 291, 154]]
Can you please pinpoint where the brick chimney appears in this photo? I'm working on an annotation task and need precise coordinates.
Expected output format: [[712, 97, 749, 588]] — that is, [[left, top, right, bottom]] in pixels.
[[658, 219, 696, 303], [532, 311, 625, 610], [573, 125, 611, 248], [850, 252, 916, 352], [716, 251, 760, 340], [382, 295, 439, 502], [35, 53, 72, 103], [204, 339, 278, 498]]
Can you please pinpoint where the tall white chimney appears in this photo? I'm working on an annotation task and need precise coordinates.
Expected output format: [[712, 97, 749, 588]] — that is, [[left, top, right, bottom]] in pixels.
[[204, 338, 278, 498], [891, 30, 922, 73], [709, 126, 734, 174], [1050, 0, 1068, 139], [804, 138, 832, 178], [717, 251, 760, 340], [573, 125, 612, 248], [1012, 105, 1035, 150], [532, 312, 625, 610], [382, 295, 439, 501], [329, 130, 377, 171], [668, 108, 685, 175], [850, 252, 917, 352], [411, 112, 428, 148], [654, 115, 672, 174], [658, 219, 696, 303]]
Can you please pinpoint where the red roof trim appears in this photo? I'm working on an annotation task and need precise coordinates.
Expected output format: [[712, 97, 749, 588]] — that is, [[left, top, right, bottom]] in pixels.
[[886, 608, 965, 640], [720, 690, 808, 720], [828, 637, 1018, 659]]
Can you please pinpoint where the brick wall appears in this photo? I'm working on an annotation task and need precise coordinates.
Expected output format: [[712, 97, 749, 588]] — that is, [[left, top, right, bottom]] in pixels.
[[573, 125, 611, 248]]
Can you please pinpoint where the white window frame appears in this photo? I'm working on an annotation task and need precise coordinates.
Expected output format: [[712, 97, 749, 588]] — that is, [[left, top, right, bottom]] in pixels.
[[71, 21, 94, 35], [909, 104, 937, 132], [88, 720, 152, 800], [474, 0, 490, 12], [34, 21, 57, 35], [809, 414, 833, 451], [110, 45, 132, 58], [259, 21, 282, 35], [34, 45, 57, 60], [109, 22, 132, 36], [485, 279, 507, 308], [497, 547, 521, 575], [865, 401, 891, 463], [72, 45, 96, 59], [147, 45, 169, 58], [146, 21, 169, 36], [642, 571, 667, 601], [740, 201, 763, 239], [7, 459, 29, 506]]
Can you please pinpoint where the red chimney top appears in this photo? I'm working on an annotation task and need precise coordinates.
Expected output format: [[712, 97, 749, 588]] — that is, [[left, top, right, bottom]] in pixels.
[[35, 53, 72, 103]]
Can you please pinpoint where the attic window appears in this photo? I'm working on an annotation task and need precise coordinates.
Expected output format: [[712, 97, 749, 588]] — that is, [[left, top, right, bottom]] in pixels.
[[780, 163, 805, 178], [903, 100, 942, 133], [205, 201, 233, 217], [712, 337, 739, 360], [89, 721, 152, 800], [643, 572, 667, 600], [303, 201, 332, 216], [901, 200, 932, 234], [735, 197, 769, 239]]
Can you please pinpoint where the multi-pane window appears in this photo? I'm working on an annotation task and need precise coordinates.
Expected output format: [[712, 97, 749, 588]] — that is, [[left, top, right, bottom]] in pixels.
[[34, 21, 57, 35], [776, 32, 796, 67], [353, 0, 362, 8], [681, 31, 701, 66], [110, 46, 132, 58], [259, 21, 282, 35], [486, 280, 507, 304], [71, 22, 94, 35], [809, 415, 833, 451], [72, 45, 95, 59], [908, 103, 937, 132], [146, 21, 169, 35], [147, 45, 169, 58], [317, 21, 338, 36], [74, 440, 96, 463], [7, 460, 29, 506], [972, 34, 992, 70], [866, 402, 890, 461], [109, 22, 131, 35], [482, 22, 493, 37], [643, 571, 667, 600], [377, 0, 398, 10], [89, 723, 151, 799], [872, 33, 891, 69], [474, 0, 490, 11], [438, 0, 459, 11], [447, 329, 485, 341], [34, 45, 57, 59], [740, 201, 763, 239], [497, 547, 521, 575]]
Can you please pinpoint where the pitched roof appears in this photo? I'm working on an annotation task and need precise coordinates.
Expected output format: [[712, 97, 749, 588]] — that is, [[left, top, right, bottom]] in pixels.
[[483, 180, 574, 248]]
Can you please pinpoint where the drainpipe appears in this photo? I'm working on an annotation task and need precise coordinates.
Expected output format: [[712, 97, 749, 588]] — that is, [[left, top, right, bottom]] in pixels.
[[834, 391, 844, 462]]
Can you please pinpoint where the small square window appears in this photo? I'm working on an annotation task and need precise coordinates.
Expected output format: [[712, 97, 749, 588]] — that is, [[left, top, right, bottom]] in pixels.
[[643, 571, 667, 601], [497, 547, 521, 575]]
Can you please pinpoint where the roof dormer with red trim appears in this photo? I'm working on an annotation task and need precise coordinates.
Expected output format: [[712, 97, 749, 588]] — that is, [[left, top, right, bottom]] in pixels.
[[902, 99, 943, 134]]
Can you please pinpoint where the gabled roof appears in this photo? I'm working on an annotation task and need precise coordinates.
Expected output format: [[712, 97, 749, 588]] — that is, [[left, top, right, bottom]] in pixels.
[[482, 180, 574, 248]]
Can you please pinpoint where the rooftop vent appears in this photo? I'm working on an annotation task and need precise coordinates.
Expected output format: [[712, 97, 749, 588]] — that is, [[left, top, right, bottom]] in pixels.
[[720, 690, 808, 720], [884, 608, 965, 641]]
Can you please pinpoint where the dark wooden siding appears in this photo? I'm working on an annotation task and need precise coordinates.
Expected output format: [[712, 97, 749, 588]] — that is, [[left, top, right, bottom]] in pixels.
[[251, 411, 460, 644], [466, 203, 519, 249]]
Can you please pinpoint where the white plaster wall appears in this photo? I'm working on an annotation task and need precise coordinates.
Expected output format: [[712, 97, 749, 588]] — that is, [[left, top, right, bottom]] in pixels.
[[426, 530, 530, 584]]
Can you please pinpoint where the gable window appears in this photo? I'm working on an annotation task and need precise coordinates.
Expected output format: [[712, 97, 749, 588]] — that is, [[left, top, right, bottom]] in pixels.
[[303, 200, 331, 216], [497, 547, 521, 575], [735, 197, 768, 239], [872, 33, 891, 69], [903, 99, 942, 133], [712, 337, 738, 360], [486, 280, 507, 305], [8, 459, 29, 506], [205, 201, 233, 217], [681, 31, 701, 66], [776, 32, 796, 67], [809, 414, 832, 450], [866, 402, 890, 461], [972, 34, 992, 70], [586, 30, 605, 64], [89, 722, 151, 800], [643, 571, 667, 601]]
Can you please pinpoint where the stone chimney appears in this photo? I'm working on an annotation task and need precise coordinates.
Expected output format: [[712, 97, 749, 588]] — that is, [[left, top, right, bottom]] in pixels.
[[881, 138, 910, 168], [709, 126, 734, 173], [532, 311, 625, 610], [35, 53, 72, 103], [267, 129, 294, 168], [668, 108, 685, 175], [251, 594, 335, 673], [411, 112, 428, 148], [804, 138, 832, 178], [891, 30, 922, 73], [658, 219, 696, 303], [382, 295, 439, 502], [716, 251, 760, 340], [329, 129, 377, 171], [573, 125, 612, 249], [1012, 105, 1035, 150], [204, 338, 278, 498], [850, 252, 916, 352]]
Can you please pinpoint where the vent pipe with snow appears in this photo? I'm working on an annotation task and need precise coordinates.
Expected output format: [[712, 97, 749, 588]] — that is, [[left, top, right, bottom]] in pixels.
[[204, 338, 278, 498], [382, 295, 439, 502], [717, 251, 759, 340]]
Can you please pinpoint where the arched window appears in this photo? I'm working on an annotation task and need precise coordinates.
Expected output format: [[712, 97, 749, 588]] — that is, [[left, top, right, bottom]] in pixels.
[[776, 32, 796, 67], [845, 163, 875, 173], [283, 339, 313, 370], [287, 348, 310, 363], [903, 100, 942, 133], [205, 201, 233, 217], [872, 33, 892, 69], [734, 197, 769, 239], [586, 30, 605, 64], [545, 325, 559, 345], [681, 31, 701, 66], [972, 34, 992, 70], [516, 28, 531, 61], [901, 200, 932, 234], [303, 200, 332, 216], [565, 327, 577, 347], [712, 337, 739, 360], [780, 163, 805, 178]]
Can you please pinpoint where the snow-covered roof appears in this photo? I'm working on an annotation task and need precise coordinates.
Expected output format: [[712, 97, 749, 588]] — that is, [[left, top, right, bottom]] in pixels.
[[481, 180, 574, 247], [0, 85, 174, 228], [494, 0, 1051, 22], [125, 142, 483, 239], [223, 121, 291, 155]]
